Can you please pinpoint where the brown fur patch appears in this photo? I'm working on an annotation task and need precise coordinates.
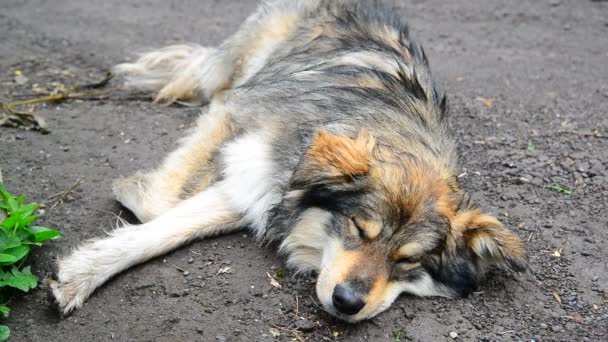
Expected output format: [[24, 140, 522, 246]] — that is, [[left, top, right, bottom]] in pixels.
[[332, 250, 364, 284], [363, 274, 389, 310], [456, 208, 526, 269], [352, 218, 382, 240], [370, 156, 455, 224], [393, 242, 425, 261], [155, 111, 236, 202], [295, 130, 375, 185]]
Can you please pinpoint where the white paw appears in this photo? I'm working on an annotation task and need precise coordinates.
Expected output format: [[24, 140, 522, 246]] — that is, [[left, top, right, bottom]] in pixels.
[[47, 260, 98, 316]]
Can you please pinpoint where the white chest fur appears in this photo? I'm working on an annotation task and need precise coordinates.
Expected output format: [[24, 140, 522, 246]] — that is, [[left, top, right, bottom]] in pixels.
[[218, 133, 282, 239]]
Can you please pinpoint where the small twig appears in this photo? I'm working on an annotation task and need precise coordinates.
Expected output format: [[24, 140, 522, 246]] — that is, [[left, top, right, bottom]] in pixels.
[[44, 178, 81, 210], [497, 330, 515, 335], [1, 72, 114, 133], [557, 130, 608, 140], [295, 295, 299, 317]]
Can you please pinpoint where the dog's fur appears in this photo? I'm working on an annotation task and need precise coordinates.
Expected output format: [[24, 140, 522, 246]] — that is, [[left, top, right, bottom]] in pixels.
[[49, 0, 525, 322]]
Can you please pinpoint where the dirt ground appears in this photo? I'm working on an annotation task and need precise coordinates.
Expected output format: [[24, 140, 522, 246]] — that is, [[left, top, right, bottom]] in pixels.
[[1, 0, 607, 341]]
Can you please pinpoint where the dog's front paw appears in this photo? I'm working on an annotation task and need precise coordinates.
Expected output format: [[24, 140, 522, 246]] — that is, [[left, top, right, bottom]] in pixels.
[[46, 272, 89, 317]]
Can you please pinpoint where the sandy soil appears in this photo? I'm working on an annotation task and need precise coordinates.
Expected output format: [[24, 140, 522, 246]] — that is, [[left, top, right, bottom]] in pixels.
[[1, 0, 607, 341]]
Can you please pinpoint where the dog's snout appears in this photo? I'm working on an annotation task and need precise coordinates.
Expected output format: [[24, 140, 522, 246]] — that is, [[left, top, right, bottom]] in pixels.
[[332, 284, 365, 315]]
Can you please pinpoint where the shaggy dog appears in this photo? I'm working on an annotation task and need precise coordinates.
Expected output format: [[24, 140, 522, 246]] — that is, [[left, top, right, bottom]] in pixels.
[[49, 0, 525, 322]]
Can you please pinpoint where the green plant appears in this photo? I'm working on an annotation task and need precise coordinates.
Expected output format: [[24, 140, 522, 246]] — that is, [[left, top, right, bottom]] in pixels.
[[0, 182, 61, 340], [527, 141, 536, 152], [393, 327, 403, 342], [544, 183, 573, 195]]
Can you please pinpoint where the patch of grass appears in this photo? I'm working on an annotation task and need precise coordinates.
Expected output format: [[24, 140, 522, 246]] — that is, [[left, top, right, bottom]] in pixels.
[[275, 269, 288, 278], [0, 182, 61, 340], [393, 327, 403, 342], [544, 183, 573, 195]]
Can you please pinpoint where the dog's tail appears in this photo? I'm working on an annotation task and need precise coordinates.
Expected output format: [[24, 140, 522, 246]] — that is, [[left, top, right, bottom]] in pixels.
[[112, 44, 231, 104]]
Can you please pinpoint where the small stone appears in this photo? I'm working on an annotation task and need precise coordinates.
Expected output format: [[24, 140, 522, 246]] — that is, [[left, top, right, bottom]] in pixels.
[[196, 327, 204, 334], [449, 331, 459, 339], [188, 257, 194, 264], [183, 271, 190, 277], [295, 319, 316, 332], [14, 75, 29, 85], [216, 335, 227, 342]]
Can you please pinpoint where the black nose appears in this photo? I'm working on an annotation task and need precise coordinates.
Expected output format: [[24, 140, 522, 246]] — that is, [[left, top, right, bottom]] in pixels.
[[332, 284, 365, 315]]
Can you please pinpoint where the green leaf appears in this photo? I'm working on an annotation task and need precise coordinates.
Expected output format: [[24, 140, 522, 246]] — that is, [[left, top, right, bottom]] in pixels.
[[527, 141, 536, 152], [0, 266, 37, 292], [0, 325, 9, 341], [16, 194, 26, 206], [544, 183, 573, 195], [0, 306, 9, 318], [0, 183, 10, 199], [12, 203, 38, 219], [0, 254, 18, 265], [6, 197, 18, 214], [2, 246, 30, 263], [0, 230, 22, 251], [0, 215, 18, 230], [16, 215, 38, 230], [26, 226, 61, 243]]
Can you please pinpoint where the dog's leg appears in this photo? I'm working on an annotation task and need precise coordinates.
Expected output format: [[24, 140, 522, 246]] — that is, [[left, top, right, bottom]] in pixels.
[[113, 1, 309, 104], [48, 185, 241, 315], [112, 102, 235, 222], [113, 44, 231, 104]]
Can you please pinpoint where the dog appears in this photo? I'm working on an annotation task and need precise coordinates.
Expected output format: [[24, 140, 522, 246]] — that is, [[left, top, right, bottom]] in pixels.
[[48, 0, 525, 322]]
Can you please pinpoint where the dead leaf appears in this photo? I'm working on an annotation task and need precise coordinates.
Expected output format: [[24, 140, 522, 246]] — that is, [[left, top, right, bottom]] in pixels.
[[475, 96, 494, 109], [267, 272, 282, 289], [552, 292, 562, 305], [216, 266, 232, 275], [269, 328, 281, 338]]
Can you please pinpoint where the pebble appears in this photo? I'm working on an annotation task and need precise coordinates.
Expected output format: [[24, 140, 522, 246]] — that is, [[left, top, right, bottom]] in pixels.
[[216, 335, 227, 342], [188, 257, 194, 264], [449, 331, 459, 339], [183, 271, 190, 277], [14, 75, 29, 85], [196, 327, 204, 334], [294, 319, 316, 332]]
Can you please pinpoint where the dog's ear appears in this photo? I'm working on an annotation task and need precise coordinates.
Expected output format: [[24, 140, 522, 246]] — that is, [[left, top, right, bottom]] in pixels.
[[453, 208, 526, 272], [292, 130, 375, 187]]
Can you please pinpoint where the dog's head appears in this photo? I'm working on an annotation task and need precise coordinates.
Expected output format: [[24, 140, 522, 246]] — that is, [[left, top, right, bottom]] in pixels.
[[282, 130, 525, 322]]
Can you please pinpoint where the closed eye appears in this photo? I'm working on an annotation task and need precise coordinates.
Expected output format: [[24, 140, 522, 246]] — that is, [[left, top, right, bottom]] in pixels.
[[395, 256, 421, 265]]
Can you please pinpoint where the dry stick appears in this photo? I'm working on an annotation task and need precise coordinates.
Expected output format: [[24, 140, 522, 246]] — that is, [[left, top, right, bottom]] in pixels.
[[557, 130, 608, 140], [44, 178, 82, 210], [0, 72, 114, 132], [5, 89, 114, 109]]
